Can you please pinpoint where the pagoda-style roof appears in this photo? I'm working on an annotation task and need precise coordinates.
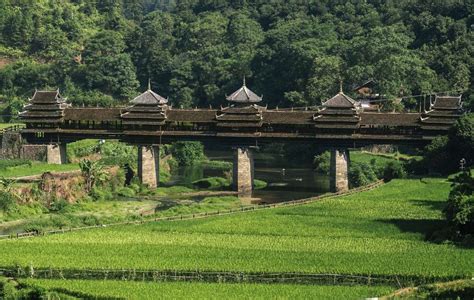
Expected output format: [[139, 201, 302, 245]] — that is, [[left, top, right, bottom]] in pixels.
[[216, 104, 265, 128], [131, 88, 168, 106], [121, 86, 169, 126], [431, 95, 462, 110], [421, 95, 463, 131], [226, 79, 262, 104], [313, 91, 361, 129], [322, 92, 359, 109], [20, 89, 69, 125]]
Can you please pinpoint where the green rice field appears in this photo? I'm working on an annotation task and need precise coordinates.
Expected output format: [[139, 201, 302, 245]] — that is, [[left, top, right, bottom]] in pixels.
[[20, 279, 394, 299], [0, 178, 472, 278]]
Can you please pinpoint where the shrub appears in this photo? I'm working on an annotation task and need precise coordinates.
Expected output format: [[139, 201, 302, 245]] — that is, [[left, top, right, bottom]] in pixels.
[[313, 151, 330, 174], [193, 177, 230, 189], [383, 161, 407, 181], [444, 171, 474, 235], [0, 191, 16, 212], [254, 179, 267, 190], [49, 199, 69, 213], [171, 141, 205, 166], [116, 187, 136, 198], [349, 163, 377, 188]]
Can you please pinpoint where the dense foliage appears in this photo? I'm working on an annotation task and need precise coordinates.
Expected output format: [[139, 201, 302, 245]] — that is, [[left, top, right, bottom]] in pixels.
[[424, 114, 474, 174], [170, 141, 205, 166], [445, 170, 474, 237], [0, 0, 472, 120]]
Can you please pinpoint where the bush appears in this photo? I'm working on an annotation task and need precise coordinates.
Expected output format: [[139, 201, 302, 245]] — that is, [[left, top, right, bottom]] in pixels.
[[193, 177, 230, 189], [313, 151, 330, 174], [49, 199, 69, 213], [254, 179, 267, 190], [0, 191, 16, 212], [90, 187, 113, 201], [0, 277, 17, 299], [349, 163, 378, 188], [383, 161, 407, 181], [116, 187, 136, 198], [444, 171, 474, 235], [171, 141, 205, 166]]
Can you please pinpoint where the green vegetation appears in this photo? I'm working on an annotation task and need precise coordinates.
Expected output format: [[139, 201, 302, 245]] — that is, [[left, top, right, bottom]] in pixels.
[[18, 279, 393, 300], [0, 1, 472, 120], [171, 141, 205, 166], [423, 114, 474, 174], [193, 177, 230, 190], [383, 280, 474, 299], [0, 123, 21, 130], [314, 150, 409, 187], [0, 178, 471, 278], [0, 162, 78, 178]]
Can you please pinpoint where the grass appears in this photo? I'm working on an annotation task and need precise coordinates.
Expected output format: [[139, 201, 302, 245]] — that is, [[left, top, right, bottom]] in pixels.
[[351, 150, 421, 167], [0, 161, 79, 178], [0, 123, 22, 130], [0, 177, 472, 278], [19, 279, 394, 299]]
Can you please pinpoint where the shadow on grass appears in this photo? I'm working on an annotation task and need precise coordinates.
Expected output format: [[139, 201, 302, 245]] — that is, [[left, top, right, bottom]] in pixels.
[[410, 199, 446, 212], [378, 218, 446, 236]]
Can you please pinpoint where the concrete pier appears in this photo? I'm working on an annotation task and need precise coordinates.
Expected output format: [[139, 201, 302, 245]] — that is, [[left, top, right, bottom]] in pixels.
[[46, 144, 67, 164], [329, 148, 350, 192], [233, 147, 254, 196], [138, 145, 160, 188]]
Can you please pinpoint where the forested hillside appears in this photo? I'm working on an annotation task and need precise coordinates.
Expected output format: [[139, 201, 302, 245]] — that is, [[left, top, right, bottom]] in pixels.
[[0, 0, 472, 121]]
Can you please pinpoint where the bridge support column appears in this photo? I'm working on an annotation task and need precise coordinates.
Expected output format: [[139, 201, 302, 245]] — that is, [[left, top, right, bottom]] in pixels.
[[233, 147, 254, 196], [330, 148, 350, 192], [47, 144, 67, 164], [138, 145, 160, 188]]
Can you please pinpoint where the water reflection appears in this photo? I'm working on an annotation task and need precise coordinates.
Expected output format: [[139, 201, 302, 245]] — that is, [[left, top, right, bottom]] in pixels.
[[170, 150, 330, 204]]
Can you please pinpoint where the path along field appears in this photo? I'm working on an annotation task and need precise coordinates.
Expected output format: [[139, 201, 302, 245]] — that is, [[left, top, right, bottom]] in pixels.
[[0, 178, 472, 278]]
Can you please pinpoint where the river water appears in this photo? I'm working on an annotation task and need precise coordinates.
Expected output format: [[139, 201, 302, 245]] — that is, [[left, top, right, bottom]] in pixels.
[[170, 150, 330, 203]]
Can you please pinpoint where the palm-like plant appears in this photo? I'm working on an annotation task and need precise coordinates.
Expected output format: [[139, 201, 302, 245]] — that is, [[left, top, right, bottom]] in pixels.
[[79, 159, 108, 193]]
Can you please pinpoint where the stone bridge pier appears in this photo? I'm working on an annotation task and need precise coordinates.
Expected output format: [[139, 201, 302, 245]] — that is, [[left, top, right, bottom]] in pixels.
[[329, 148, 350, 192], [233, 147, 254, 196], [138, 145, 160, 188], [47, 144, 67, 164]]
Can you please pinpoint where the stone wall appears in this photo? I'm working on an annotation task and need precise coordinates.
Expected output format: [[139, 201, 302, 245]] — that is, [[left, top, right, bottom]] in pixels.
[[20, 145, 48, 161], [329, 149, 350, 192], [0, 131, 22, 159], [46, 144, 67, 164], [233, 147, 254, 196], [138, 145, 160, 187]]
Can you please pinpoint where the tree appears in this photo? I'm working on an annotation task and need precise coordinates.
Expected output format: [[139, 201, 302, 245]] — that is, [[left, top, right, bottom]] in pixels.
[[79, 160, 109, 194], [83, 31, 139, 99]]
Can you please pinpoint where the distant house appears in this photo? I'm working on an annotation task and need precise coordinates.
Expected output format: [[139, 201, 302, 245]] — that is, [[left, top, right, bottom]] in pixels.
[[353, 79, 381, 111]]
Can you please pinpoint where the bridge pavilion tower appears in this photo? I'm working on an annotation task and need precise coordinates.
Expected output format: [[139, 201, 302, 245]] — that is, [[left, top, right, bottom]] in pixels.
[[217, 78, 264, 196], [20, 90, 70, 164], [121, 84, 169, 187], [314, 89, 361, 192]]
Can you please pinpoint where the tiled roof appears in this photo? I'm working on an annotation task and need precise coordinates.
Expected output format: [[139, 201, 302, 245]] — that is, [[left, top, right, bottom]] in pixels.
[[131, 89, 168, 105], [226, 82, 262, 103], [322, 92, 359, 108], [432, 96, 461, 110]]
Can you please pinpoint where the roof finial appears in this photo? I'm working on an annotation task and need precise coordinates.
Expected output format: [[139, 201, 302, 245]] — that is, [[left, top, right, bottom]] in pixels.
[[243, 76, 246, 87], [339, 79, 343, 93], [148, 78, 151, 91]]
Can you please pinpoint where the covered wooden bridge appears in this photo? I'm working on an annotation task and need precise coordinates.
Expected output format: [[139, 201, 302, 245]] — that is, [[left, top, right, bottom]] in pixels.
[[19, 81, 464, 194]]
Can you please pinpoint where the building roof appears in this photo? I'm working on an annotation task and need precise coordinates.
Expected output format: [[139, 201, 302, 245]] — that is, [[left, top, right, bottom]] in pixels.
[[353, 79, 376, 92], [322, 92, 359, 108], [29, 90, 67, 104], [130, 88, 168, 105], [432, 95, 461, 110], [226, 78, 262, 103]]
